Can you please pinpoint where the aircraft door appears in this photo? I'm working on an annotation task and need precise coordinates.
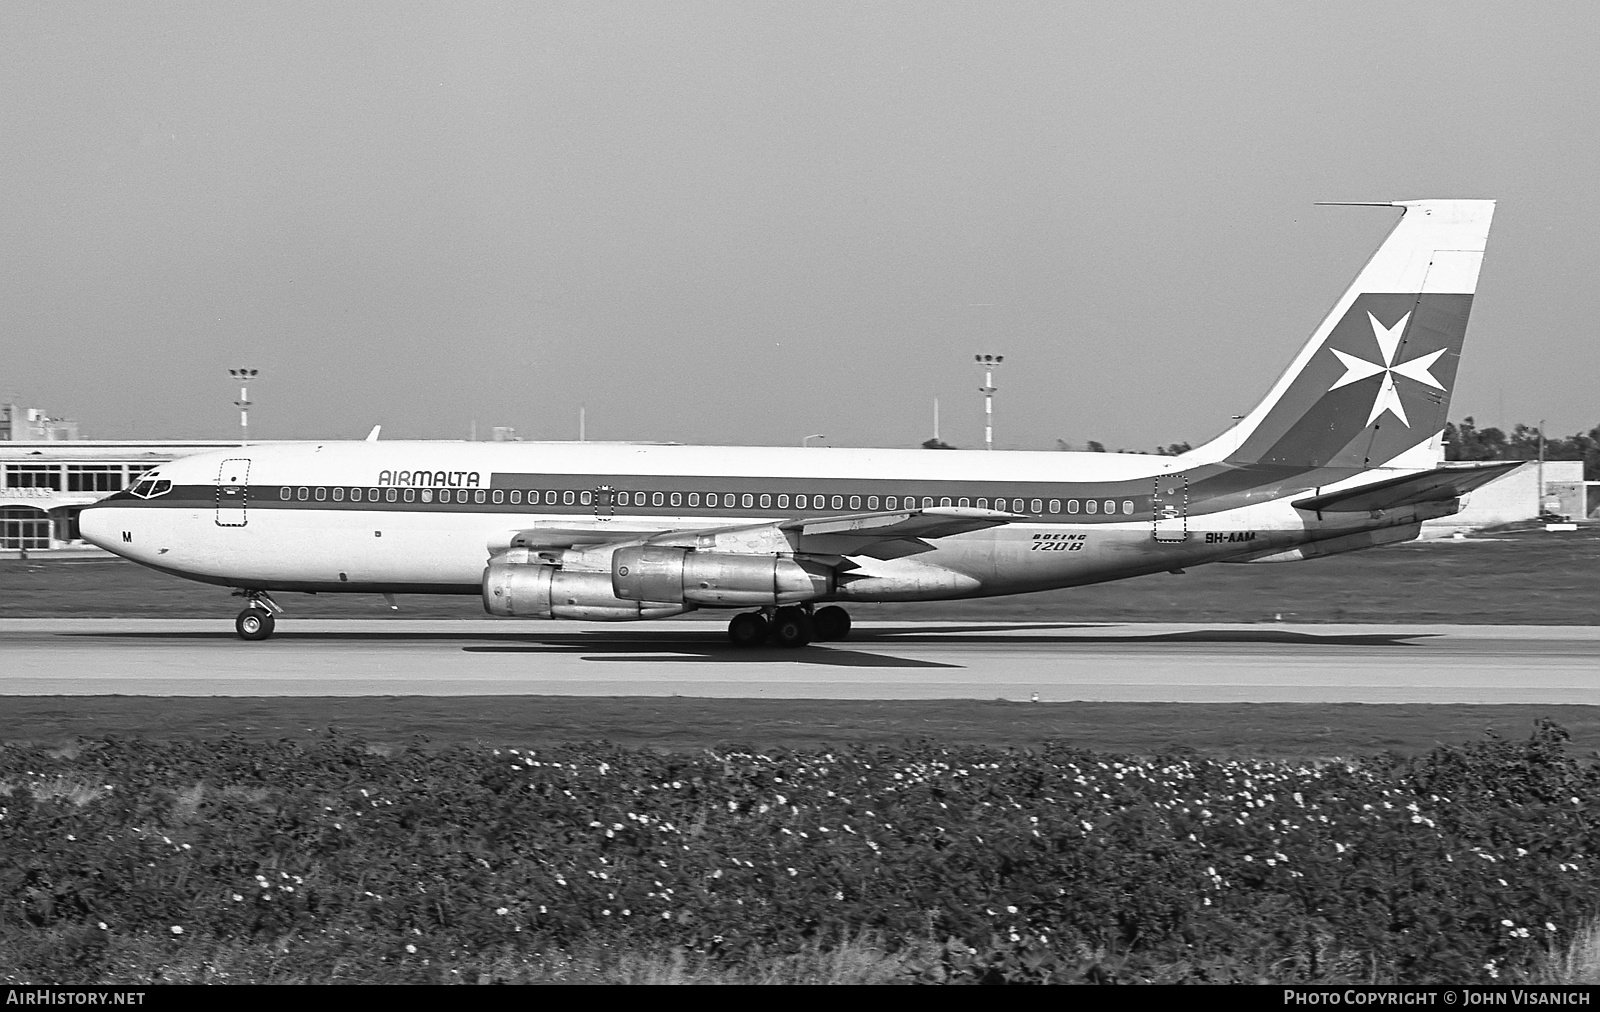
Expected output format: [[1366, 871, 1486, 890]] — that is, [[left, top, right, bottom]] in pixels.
[[216, 458, 251, 527], [1152, 474, 1187, 542], [592, 485, 615, 522]]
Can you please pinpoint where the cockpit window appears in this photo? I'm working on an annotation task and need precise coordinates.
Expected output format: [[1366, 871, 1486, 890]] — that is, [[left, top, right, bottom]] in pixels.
[[129, 478, 173, 499]]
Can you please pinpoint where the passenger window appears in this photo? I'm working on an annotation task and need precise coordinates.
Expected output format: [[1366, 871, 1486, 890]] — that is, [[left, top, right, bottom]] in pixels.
[[403, 489, 415, 502], [474, 490, 486, 503], [1067, 500, 1079, 514], [921, 497, 933, 508], [1104, 500, 1115, 514], [333, 487, 344, 502], [1009, 498, 1022, 512], [1086, 500, 1097, 514], [777, 494, 789, 508], [581, 491, 593, 505], [886, 496, 897, 509], [1122, 500, 1134, 515], [868, 496, 879, 510], [420, 489, 432, 503], [795, 494, 807, 509], [831, 495, 844, 509], [297, 487, 309, 501], [565, 491, 577, 506], [759, 494, 771, 508], [279, 487, 290, 500], [510, 490, 521, 504], [1030, 499, 1042, 514], [688, 492, 700, 507], [940, 497, 952, 507], [958, 498, 970, 508], [670, 492, 681, 507], [350, 488, 362, 502], [975, 498, 987, 509], [491, 490, 503, 504], [742, 493, 754, 508], [386, 488, 398, 502], [617, 492, 630, 506], [651, 492, 663, 507], [849, 495, 861, 509], [1049, 499, 1061, 513]]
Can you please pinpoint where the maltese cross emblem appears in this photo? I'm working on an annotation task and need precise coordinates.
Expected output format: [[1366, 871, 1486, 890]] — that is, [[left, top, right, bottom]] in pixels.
[[1328, 312, 1445, 427]]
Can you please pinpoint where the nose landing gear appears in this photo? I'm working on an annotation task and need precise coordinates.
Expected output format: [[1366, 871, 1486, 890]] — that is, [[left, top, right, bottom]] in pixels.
[[232, 590, 283, 641], [726, 605, 851, 648]]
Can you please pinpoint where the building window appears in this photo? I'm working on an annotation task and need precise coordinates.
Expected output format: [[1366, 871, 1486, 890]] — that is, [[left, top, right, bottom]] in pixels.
[[67, 464, 124, 492], [0, 506, 51, 550], [1122, 500, 1134, 515], [279, 487, 291, 500], [3, 464, 63, 490], [1031, 498, 1043, 514]]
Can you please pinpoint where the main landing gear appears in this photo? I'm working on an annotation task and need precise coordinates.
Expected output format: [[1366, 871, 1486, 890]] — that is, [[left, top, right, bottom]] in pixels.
[[232, 590, 282, 641], [727, 605, 851, 648]]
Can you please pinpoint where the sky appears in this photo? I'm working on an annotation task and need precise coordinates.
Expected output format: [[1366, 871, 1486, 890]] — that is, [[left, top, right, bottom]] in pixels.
[[3, 2, 1598, 449]]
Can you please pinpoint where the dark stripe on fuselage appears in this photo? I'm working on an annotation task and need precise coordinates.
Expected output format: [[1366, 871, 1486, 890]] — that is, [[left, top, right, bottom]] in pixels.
[[90, 461, 1367, 523]]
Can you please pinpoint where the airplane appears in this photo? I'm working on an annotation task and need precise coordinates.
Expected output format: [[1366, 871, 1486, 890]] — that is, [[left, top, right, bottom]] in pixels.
[[80, 198, 1518, 645]]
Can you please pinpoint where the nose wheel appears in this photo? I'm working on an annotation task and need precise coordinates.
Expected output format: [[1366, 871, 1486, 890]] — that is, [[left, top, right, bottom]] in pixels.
[[235, 608, 275, 641]]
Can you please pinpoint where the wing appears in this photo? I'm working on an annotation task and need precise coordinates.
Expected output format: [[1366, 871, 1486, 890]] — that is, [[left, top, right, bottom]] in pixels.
[[499, 506, 1018, 561]]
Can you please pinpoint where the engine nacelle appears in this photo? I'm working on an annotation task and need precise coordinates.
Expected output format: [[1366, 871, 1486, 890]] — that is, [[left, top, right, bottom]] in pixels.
[[611, 546, 833, 606], [482, 559, 690, 620]]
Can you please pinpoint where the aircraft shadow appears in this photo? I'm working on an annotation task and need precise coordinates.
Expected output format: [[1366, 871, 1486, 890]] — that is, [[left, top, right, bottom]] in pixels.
[[859, 627, 1439, 647]]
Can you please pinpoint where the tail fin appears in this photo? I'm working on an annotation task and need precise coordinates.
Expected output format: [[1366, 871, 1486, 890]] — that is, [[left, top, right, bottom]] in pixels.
[[1186, 199, 1495, 470]]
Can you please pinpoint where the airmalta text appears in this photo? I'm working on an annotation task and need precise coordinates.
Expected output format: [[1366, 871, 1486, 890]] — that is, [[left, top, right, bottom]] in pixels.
[[378, 471, 481, 488]]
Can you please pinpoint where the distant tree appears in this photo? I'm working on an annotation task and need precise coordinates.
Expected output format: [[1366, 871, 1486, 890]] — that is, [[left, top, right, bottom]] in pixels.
[[1086, 440, 1106, 453], [1445, 417, 1598, 479], [1156, 441, 1193, 457], [921, 438, 957, 450]]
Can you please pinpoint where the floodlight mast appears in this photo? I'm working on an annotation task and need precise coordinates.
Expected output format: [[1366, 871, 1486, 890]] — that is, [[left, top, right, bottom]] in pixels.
[[228, 368, 258, 443], [975, 354, 1003, 451]]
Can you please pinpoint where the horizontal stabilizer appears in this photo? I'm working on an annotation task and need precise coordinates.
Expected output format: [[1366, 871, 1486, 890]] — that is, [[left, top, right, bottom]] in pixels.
[[1292, 460, 1524, 513]]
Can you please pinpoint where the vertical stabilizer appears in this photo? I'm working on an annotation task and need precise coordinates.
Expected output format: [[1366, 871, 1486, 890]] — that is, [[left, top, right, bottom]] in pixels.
[[1186, 199, 1494, 469]]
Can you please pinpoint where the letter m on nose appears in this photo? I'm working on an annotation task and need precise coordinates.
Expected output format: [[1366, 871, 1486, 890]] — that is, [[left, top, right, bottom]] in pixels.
[[122, 531, 132, 543]]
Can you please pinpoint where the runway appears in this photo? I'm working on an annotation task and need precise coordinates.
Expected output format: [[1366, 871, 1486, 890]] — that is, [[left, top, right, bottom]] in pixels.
[[1, 618, 1596, 703]]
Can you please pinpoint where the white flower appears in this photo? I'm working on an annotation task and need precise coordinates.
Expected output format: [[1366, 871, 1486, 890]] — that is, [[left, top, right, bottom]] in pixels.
[[98, 922, 108, 930], [496, 907, 509, 916], [170, 925, 183, 935], [232, 894, 243, 902], [1006, 905, 1018, 914], [406, 944, 417, 954]]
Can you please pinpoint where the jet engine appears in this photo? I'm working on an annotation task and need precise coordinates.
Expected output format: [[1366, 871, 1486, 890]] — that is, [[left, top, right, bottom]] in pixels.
[[611, 545, 833, 606], [482, 554, 689, 620]]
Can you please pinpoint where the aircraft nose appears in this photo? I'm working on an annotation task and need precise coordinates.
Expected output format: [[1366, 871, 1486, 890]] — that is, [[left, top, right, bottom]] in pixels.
[[78, 505, 117, 550]]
